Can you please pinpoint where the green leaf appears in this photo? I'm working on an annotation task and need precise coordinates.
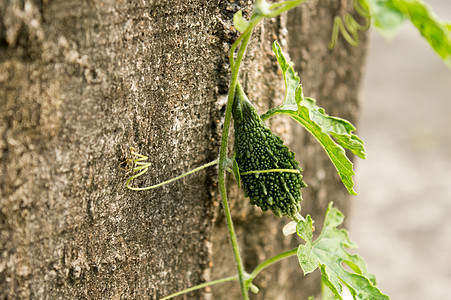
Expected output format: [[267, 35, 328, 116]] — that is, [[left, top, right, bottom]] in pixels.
[[272, 41, 299, 111], [286, 93, 359, 195], [297, 203, 389, 300], [300, 96, 366, 160], [369, 0, 451, 66], [399, 0, 451, 65], [296, 215, 318, 274], [233, 10, 250, 32], [368, 0, 406, 34], [262, 41, 366, 195]]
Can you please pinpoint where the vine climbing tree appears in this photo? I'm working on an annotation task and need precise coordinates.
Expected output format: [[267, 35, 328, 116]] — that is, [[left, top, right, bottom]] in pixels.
[[1, 0, 449, 299]]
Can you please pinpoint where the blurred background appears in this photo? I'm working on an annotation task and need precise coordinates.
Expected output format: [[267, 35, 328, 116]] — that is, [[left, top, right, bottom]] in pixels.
[[350, 0, 451, 299]]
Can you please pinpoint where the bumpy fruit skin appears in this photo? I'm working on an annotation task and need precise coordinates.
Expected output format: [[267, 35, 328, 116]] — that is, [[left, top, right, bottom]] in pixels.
[[232, 84, 307, 218]]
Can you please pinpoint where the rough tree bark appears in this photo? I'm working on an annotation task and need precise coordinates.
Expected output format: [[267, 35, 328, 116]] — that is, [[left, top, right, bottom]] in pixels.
[[0, 0, 367, 299]]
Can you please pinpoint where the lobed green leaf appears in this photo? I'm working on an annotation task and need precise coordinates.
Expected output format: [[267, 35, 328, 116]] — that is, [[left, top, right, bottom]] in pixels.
[[297, 203, 389, 300], [296, 215, 318, 274], [262, 41, 366, 195], [368, 0, 451, 66]]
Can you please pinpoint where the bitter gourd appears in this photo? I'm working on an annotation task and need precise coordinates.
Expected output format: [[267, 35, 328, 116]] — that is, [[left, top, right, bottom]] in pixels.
[[232, 83, 307, 218]]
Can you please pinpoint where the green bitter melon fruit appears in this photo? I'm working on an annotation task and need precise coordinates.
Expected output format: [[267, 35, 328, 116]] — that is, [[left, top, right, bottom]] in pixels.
[[232, 83, 307, 219]]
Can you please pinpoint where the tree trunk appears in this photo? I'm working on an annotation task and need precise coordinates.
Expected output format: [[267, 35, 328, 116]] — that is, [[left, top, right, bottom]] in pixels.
[[0, 0, 367, 299]]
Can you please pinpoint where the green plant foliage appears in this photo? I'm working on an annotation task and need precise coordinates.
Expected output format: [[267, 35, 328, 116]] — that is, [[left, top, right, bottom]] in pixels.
[[367, 0, 405, 33], [262, 41, 366, 195], [122, 0, 451, 297], [368, 0, 451, 65], [297, 203, 389, 300], [232, 83, 307, 218]]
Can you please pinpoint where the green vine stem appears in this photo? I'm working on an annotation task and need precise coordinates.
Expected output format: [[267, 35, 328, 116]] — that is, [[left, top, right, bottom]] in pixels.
[[265, 0, 307, 17], [160, 248, 298, 299], [124, 148, 219, 191], [160, 276, 238, 300], [247, 247, 297, 280], [219, 1, 307, 298], [218, 29, 254, 300]]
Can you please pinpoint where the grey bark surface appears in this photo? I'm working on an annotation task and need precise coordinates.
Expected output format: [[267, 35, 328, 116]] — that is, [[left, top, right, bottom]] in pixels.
[[0, 0, 367, 299]]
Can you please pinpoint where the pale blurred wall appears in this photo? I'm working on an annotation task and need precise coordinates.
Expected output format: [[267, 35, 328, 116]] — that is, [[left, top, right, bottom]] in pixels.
[[350, 1, 451, 299]]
